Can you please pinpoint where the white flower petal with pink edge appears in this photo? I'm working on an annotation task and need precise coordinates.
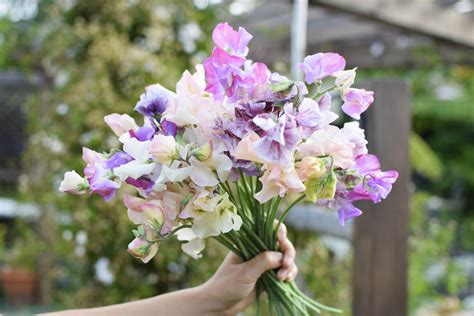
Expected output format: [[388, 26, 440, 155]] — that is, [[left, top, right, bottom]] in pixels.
[[298, 125, 355, 169], [104, 113, 138, 137], [59, 170, 86, 194]]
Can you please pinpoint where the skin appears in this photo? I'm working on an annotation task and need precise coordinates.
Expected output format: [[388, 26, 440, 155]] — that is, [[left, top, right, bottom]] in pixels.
[[42, 224, 297, 316]]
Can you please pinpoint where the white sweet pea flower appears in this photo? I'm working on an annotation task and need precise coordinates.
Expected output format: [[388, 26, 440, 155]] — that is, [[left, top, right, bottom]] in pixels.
[[149, 134, 178, 164], [59, 170, 87, 194], [175, 227, 205, 259], [186, 193, 242, 238], [114, 134, 156, 180], [189, 152, 232, 188], [333, 68, 357, 90]]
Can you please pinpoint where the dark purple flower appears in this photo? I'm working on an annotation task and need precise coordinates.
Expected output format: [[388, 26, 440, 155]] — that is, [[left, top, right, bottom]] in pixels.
[[135, 83, 174, 117], [125, 176, 154, 192], [105, 152, 133, 169]]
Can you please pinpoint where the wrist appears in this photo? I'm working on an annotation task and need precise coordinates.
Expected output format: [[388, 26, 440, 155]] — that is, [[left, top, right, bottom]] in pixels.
[[192, 283, 228, 316]]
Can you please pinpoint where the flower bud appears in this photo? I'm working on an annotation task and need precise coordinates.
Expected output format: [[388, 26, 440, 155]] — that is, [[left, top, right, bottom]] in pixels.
[[296, 157, 325, 182], [59, 170, 88, 194], [127, 237, 159, 263]]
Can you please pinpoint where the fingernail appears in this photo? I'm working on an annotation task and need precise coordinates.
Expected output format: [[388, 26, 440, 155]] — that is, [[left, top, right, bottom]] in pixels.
[[271, 252, 283, 262]]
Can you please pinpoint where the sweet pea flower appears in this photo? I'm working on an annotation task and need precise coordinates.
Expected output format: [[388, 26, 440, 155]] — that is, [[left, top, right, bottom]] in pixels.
[[82, 148, 120, 201], [296, 157, 326, 182], [255, 164, 306, 203], [212, 22, 252, 57], [348, 154, 398, 203], [298, 125, 355, 169], [113, 134, 155, 181], [185, 192, 242, 238], [165, 66, 225, 127], [104, 114, 139, 137], [189, 152, 233, 187], [176, 228, 205, 259], [135, 83, 176, 118], [59, 170, 87, 194], [253, 113, 302, 165], [123, 194, 165, 227], [341, 121, 368, 157], [104, 152, 133, 169], [341, 88, 374, 120], [128, 225, 159, 263], [337, 201, 363, 226], [296, 96, 338, 137], [149, 134, 178, 164], [233, 131, 264, 163], [298, 53, 346, 84], [333, 68, 357, 90]]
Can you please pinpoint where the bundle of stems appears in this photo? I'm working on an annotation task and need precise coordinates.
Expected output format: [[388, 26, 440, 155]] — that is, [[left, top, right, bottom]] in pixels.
[[216, 170, 342, 315]]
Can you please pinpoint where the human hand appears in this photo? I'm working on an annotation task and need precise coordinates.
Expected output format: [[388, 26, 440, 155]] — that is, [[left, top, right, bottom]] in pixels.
[[199, 224, 297, 316]]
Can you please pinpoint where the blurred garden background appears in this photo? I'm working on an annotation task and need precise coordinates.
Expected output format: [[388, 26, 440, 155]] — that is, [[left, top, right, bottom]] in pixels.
[[0, 0, 473, 315]]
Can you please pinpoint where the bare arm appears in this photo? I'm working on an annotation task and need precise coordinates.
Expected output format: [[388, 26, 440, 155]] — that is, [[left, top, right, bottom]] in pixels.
[[42, 224, 297, 316]]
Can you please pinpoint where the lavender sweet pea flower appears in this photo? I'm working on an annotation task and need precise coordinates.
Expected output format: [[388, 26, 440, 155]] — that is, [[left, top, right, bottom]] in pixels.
[[252, 113, 302, 164], [338, 202, 363, 226], [161, 119, 178, 137], [135, 83, 175, 118], [298, 53, 346, 84], [341, 88, 374, 120], [105, 152, 133, 169], [296, 95, 338, 137], [347, 154, 399, 203], [82, 148, 120, 201], [212, 22, 252, 57], [132, 125, 156, 141]]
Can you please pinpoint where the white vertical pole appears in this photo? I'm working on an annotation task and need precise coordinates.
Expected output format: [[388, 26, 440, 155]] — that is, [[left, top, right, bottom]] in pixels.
[[291, 0, 308, 80]]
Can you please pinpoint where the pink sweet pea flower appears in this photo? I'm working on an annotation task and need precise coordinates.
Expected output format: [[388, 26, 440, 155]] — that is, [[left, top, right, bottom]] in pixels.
[[212, 22, 252, 57], [104, 113, 139, 137], [341, 88, 374, 120], [298, 125, 355, 169], [233, 131, 264, 163], [298, 53, 346, 84], [255, 164, 306, 203]]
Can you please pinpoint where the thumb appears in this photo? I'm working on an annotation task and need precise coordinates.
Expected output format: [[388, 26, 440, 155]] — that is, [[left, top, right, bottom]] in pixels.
[[242, 251, 283, 281]]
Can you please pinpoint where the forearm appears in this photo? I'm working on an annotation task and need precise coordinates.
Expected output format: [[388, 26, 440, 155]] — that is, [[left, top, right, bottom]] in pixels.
[[41, 285, 223, 316]]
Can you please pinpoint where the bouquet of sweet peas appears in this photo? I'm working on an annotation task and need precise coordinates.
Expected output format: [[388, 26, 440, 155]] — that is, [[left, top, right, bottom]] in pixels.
[[60, 22, 398, 314]]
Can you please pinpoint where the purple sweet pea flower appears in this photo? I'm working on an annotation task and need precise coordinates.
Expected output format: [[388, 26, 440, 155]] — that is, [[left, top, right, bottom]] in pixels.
[[338, 202, 363, 226], [105, 152, 133, 169], [298, 53, 346, 84], [131, 126, 156, 141], [252, 112, 302, 164], [212, 22, 252, 57], [82, 147, 120, 201], [135, 83, 174, 118], [341, 88, 374, 120], [347, 154, 399, 203], [125, 176, 154, 192], [88, 164, 120, 201], [161, 119, 178, 137]]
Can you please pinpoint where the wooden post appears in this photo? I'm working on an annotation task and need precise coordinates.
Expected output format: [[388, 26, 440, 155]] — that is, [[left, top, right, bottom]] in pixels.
[[352, 80, 411, 316]]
